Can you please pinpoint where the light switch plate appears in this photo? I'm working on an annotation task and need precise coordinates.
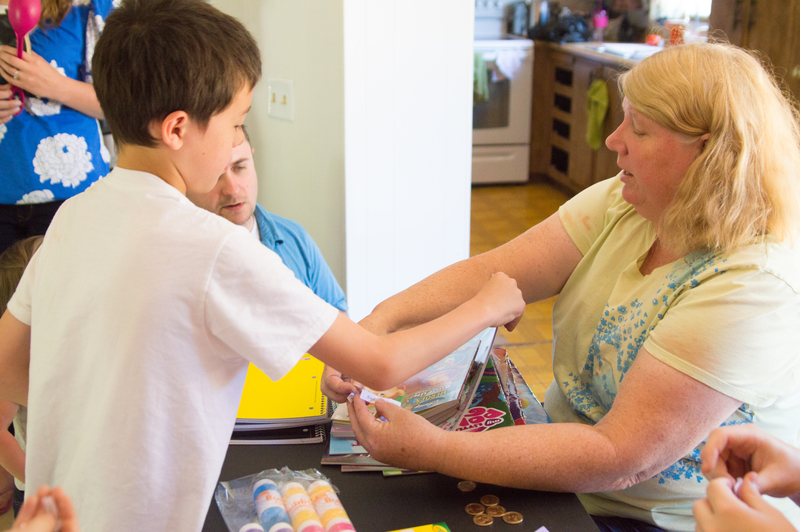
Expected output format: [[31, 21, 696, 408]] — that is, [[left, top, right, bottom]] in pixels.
[[267, 78, 294, 121]]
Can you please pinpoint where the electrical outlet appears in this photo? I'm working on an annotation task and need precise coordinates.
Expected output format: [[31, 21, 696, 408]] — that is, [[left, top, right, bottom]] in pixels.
[[267, 79, 294, 121]]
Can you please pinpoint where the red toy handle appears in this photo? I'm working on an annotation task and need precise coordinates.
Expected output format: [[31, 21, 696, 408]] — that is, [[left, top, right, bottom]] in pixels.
[[10, 86, 25, 116]]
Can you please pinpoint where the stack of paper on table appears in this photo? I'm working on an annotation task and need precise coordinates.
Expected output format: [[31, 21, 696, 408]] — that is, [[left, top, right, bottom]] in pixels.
[[324, 328, 532, 474], [231, 355, 332, 445]]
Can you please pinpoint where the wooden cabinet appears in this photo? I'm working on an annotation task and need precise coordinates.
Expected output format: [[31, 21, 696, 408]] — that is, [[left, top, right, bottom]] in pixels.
[[530, 42, 625, 194], [710, 0, 800, 101], [592, 66, 624, 184]]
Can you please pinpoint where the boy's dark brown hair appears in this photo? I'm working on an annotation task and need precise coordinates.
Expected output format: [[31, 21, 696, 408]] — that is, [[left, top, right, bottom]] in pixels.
[[93, 0, 261, 148], [0, 236, 43, 314]]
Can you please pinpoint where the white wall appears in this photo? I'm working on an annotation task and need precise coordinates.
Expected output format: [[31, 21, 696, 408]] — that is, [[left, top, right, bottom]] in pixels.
[[211, 0, 474, 321], [344, 1, 475, 320], [210, 0, 347, 293]]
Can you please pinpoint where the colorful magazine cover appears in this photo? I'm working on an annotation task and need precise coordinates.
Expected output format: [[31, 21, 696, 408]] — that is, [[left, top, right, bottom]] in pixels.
[[331, 328, 496, 429], [380, 357, 514, 476], [454, 357, 514, 432]]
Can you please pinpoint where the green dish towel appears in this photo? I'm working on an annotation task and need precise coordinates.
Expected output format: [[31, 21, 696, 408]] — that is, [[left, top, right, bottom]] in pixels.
[[474, 52, 489, 105], [586, 78, 609, 150]]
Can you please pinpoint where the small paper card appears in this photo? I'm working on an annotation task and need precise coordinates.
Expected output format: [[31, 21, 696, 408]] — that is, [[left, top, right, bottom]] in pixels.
[[360, 389, 402, 407]]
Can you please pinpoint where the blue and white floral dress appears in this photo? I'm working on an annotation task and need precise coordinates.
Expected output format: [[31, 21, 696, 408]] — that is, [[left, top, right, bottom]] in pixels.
[[0, 0, 117, 206]]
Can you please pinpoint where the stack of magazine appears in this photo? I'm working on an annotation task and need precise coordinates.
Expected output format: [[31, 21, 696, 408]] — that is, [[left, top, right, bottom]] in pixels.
[[329, 327, 497, 440], [323, 327, 550, 474], [231, 355, 332, 445]]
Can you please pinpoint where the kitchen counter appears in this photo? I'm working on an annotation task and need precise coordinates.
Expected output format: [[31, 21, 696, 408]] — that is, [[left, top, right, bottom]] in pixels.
[[544, 41, 662, 68], [530, 40, 632, 193]]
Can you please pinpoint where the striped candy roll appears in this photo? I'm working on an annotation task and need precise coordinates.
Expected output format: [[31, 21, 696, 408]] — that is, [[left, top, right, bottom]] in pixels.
[[253, 479, 292, 532], [280, 482, 324, 532], [239, 524, 265, 532], [308, 480, 355, 532]]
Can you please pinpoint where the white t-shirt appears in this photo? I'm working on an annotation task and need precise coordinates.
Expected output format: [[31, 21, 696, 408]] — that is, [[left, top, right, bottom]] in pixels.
[[8, 168, 339, 532], [546, 176, 800, 531]]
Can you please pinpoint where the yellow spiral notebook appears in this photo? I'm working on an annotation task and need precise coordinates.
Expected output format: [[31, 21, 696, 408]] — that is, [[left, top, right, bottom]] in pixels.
[[235, 355, 330, 427]]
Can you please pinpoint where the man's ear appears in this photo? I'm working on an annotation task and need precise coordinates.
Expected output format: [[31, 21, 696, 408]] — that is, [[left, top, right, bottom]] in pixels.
[[149, 111, 190, 151]]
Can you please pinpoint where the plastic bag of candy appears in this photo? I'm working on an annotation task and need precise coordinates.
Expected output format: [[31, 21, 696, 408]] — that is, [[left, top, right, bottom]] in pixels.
[[215, 466, 356, 532]]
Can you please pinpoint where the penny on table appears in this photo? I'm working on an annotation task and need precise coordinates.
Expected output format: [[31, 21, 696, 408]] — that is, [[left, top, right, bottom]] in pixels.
[[473, 514, 494, 526], [480, 494, 500, 506], [457, 480, 477, 492], [485, 505, 506, 517], [465, 503, 485, 516], [503, 511, 524, 524]]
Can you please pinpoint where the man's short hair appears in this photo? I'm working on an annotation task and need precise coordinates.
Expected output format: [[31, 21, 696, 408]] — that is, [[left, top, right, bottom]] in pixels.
[[93, 0, 261, 148]]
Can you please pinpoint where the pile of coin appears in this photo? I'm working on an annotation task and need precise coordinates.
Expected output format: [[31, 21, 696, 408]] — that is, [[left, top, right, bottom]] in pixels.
[[457, 482, 524, 526]]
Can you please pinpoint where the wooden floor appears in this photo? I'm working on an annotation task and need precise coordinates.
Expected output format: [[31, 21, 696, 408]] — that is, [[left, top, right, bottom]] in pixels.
[[470, 179, 572, 402]]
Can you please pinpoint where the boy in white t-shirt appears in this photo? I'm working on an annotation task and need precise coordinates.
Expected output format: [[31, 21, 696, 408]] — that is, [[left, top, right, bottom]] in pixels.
[[0, 1, 525, 531]]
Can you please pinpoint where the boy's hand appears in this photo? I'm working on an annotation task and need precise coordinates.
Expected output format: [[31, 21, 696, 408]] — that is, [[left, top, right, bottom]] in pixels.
[[12, 485, 80, 532], [321, 366, 358, 404], [693, 474, 796, 532], [701, 425, 800, 500], [472, 272, 525, 332], [347, 395, 446, 472], [0, 83, 21, 124]]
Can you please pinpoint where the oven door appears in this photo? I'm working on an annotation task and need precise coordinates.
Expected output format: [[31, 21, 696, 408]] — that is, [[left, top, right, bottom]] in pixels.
[[472, 40, 533, 146]]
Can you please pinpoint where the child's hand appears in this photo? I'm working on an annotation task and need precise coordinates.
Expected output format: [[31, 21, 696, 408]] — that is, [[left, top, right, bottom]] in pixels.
[[11, 485, 80, 532], [473, 272, 525, 331], [701, 425, 800, 500], [693, 474, 796, 532], [320, 366, 359, 404]]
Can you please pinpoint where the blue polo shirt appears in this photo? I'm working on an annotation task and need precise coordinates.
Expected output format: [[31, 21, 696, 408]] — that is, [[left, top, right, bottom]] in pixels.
[[253, 204, 347, 311]]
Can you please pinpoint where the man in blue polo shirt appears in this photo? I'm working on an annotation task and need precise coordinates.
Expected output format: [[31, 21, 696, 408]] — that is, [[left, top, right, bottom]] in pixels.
[[187, 126, 347, 311]]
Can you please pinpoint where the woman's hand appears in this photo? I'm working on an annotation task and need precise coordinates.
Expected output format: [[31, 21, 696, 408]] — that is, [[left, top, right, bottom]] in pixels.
[[0, 45, 104, 119], [693, 474, 796, 532], [0, 83, 22, 124], [347, 395, 447, 472], [0, 46, 64, 102]]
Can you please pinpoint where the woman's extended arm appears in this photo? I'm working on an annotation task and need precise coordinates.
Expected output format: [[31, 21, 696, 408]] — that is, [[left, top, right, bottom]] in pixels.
[[360, 212, 582, 335], [349, 348, 742, 492], [322, 213, 582, 401]]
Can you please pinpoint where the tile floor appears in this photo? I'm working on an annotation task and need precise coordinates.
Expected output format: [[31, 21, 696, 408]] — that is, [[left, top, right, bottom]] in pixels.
[[470, 179, 572, 402]]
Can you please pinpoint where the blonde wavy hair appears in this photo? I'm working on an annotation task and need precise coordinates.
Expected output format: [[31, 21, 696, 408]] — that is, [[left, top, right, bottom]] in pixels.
[[0, 236, 42, 315], [619, 42, 800, 253]]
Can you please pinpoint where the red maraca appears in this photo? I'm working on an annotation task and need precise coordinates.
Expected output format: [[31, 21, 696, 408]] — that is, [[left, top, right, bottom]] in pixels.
[[7, 0, 42, 115]]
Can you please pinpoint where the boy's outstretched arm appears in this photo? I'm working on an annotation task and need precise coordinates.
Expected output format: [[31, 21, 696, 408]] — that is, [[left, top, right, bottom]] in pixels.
[[310, 272, 525, 392], [0, 311, 31, 406]]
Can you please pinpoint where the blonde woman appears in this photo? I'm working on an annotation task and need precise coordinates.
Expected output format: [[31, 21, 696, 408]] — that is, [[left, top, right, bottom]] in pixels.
[[327, 42, 800, 532]]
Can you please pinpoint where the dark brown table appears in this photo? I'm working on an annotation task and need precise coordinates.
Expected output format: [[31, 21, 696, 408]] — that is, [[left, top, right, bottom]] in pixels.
[[203, 435, 601, 532]]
